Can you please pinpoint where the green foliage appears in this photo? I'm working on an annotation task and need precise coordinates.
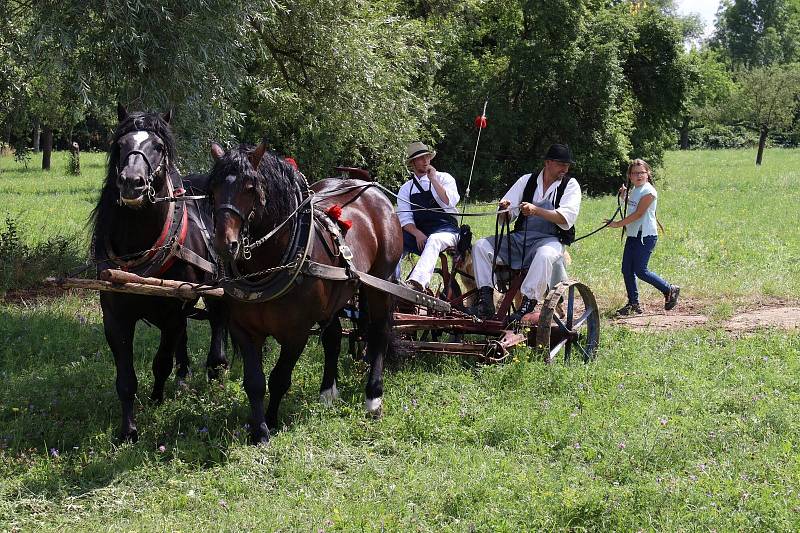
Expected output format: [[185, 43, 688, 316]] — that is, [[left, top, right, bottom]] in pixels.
[[713, 0, 800, 66], [11, 0, 260, 168], [0, 216, 83, 293], [723, 63, 800, 132], [688, 123, 759, 149], [239, 0, 435, 184], [420, 1, 688, 196]]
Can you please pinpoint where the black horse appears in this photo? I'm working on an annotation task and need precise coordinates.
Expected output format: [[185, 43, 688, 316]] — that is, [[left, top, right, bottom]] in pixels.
[[90, 104, 229, 442], [208, 142, 402, 444]]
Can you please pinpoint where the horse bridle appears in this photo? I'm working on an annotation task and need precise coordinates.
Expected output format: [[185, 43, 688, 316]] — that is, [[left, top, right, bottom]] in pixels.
[[215, 175, 313, 261], [215, 180, 258, 259], [117, 136, 168, 205]]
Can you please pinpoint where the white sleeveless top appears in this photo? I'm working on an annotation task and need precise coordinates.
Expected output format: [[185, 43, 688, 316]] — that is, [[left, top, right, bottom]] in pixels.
[[625, 182, 658, 238]]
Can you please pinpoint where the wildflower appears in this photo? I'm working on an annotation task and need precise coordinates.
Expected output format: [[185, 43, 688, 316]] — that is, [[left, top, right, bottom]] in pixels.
[[659, 417, 668, 427], [49, 448, 59, 458], [158, 445, 166, 453], [618, 441, 626, 450]]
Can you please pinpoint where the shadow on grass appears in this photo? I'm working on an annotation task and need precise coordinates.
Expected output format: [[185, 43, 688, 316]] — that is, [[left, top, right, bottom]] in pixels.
[[0, 303, 251, 497], [0, 306, 503, 502]]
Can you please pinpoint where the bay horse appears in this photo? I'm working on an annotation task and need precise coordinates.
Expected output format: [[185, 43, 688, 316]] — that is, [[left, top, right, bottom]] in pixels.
[[207, 141, 402, 444], [90, 104, 230, 442]]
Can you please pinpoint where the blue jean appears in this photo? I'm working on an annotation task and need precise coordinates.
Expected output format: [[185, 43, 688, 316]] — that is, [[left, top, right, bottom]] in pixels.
[[622, 235, 671, 304]]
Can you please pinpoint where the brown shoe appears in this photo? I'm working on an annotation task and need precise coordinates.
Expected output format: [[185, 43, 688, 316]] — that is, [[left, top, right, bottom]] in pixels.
[[615, 302, 643, 316], [664, 285, 680, 311], [406, 279, 425, 293]]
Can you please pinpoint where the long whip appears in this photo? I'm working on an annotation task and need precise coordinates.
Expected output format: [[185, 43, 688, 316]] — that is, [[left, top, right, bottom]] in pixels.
[[459, 99, 488, 226]]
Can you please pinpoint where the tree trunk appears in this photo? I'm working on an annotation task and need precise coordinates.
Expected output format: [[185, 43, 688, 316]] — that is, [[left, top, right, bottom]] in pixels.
[[41, 125, 53, 170], [32, 119, 41, 152], [679, 116, 690, 150], [755, 125, 768, 165]]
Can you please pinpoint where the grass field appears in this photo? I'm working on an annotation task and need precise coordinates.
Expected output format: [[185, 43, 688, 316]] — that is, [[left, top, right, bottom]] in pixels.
[[0, 149, 799, 530]]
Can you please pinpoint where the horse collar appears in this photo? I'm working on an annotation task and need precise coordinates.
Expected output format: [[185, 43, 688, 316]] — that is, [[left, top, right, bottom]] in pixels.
[[103, 169, 190, 276]]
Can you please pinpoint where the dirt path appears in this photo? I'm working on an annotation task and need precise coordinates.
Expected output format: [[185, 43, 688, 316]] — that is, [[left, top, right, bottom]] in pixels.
[[611, 297, 800, 332]]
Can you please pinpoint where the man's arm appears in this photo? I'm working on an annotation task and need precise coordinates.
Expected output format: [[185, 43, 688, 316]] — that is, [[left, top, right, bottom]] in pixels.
[[427, 167, 461, 208], [499, 174, 531, 222], [520, 178, 581, 229]]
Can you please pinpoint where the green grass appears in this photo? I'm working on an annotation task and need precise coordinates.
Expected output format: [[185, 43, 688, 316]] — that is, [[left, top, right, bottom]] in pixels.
[[1, 149, 799, 530], [0, 151, 105, 247]]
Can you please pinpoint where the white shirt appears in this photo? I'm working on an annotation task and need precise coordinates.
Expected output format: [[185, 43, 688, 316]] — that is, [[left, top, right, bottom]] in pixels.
[[396, 171, 460, 228], [502, 171, 581, 230]]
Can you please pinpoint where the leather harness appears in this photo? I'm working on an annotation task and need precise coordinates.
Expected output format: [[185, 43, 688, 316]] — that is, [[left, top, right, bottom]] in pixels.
[[101, 168, 217, 278]]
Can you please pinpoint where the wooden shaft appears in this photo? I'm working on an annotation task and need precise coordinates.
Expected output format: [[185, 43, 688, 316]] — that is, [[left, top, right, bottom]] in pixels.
[[46, 277, 224, 299], [99, 269, 208, 290]]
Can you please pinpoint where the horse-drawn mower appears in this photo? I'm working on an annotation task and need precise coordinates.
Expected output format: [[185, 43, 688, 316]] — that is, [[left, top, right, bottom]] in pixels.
[[50, 257, 600, 365]]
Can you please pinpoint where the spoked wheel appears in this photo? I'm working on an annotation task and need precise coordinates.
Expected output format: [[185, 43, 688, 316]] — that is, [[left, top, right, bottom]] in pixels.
[[535, 281, 600, 364]]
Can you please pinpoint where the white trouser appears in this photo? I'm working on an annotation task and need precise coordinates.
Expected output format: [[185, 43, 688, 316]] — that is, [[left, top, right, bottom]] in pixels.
[[472, 236, 565, 302], [405, 231, 460, 288]]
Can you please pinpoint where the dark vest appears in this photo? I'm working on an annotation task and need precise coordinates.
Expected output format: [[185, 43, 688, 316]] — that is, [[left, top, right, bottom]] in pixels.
[[408, 174, 459, 235], [513, 173, 576, 246]]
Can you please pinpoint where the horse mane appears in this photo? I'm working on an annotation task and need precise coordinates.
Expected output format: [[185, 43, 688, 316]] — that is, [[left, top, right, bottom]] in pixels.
[[208, 145, 298, 225], [88, 111, 178, 243]]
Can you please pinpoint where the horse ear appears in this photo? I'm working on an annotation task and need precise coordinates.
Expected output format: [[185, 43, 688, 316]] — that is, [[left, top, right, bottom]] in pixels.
[[249, 141, 267, 169], [162, 109, 172, 124], [210, 143, 225, 161], [117, 102, 128, 122]]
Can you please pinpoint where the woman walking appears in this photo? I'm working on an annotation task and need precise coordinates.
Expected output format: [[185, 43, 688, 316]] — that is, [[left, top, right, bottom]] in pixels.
[[607, 159, 679, 315]]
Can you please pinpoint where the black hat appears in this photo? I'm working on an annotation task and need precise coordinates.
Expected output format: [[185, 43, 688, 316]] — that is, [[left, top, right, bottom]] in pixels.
[[544, 144, 575, 164]]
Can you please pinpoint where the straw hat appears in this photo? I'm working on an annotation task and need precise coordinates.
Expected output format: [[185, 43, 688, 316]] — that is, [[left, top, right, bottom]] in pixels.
[[405, 141, 436, 162]]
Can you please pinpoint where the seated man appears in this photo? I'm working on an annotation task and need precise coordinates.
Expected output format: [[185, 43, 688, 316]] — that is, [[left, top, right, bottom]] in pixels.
[[467, 143, 581, 323], [396, 141, 461, 292]]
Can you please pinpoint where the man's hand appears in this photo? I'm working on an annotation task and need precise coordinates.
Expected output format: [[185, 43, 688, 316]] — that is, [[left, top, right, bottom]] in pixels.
[[520, 202, 537, 217], [415, 231, 428, 251], [426, 165, 438, 182]]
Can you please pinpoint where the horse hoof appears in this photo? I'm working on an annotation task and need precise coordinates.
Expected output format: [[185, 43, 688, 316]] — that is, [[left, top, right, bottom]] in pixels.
[[319, 382, 339, 407], [207, 361, 229, 382], [365, 397, 383, 418], [120, 428, 138, 443], [176, 367, 192, 381], [249, 422, 270, 445], [150, 391, 165, 404]]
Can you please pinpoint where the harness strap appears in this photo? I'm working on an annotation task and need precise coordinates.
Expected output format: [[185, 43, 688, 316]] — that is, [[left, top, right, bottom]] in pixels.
[[172, 244, 216, 274]]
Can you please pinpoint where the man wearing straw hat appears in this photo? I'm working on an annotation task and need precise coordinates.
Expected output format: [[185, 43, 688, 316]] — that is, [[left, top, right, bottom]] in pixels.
[[467, 143, 582, 324], [395, 141, 461, 293]]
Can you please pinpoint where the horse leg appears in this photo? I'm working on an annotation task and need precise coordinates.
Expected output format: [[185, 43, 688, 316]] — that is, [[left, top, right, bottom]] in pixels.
[[230, 322, 269, 444], [102, 312, 139, 442], [265, 335, 310, 432], [363, 288, 391, 417], [204, 297, 230, 380], [174, 323, 190, 382], [319, 317, 342, 406], [151, 318, 184, 403]]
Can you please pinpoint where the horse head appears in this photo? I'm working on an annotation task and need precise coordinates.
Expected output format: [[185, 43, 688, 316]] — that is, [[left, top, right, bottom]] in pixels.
[[113, 103, 174, 208], [208, 141, 297, 262]]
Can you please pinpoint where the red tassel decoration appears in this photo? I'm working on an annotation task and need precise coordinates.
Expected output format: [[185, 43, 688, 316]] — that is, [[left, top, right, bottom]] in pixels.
[[326, 204, 343, 220], [325, 204, 352, 231], [474, 115, 488, 129]]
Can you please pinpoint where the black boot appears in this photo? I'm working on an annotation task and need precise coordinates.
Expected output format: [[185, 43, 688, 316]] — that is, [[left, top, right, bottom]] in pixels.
[[466, 286, 495, 319], [507, 296, 537, 325]]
